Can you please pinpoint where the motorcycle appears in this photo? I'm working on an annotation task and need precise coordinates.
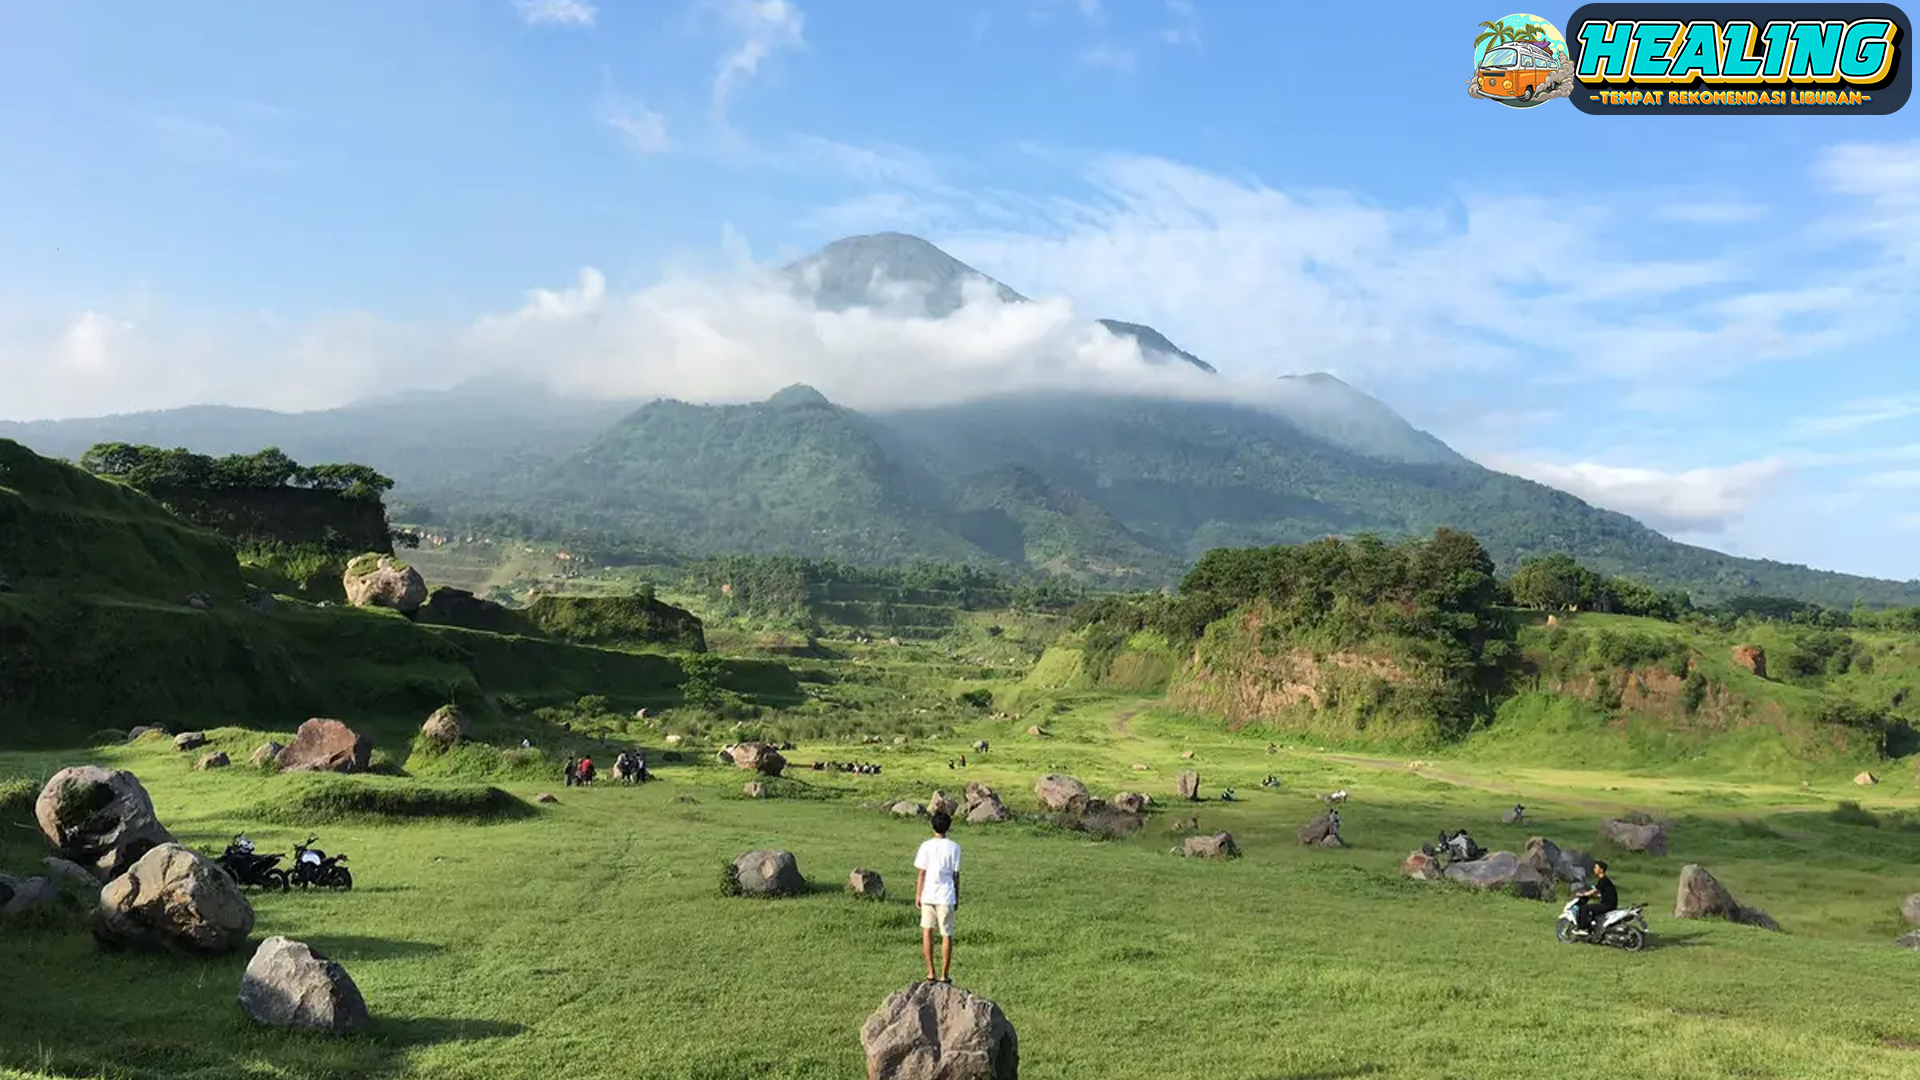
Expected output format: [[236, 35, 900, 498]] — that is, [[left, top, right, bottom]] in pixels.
[[1421, 830, 1485, 865], [1556, 899, 1649, 950], [290, 834, 354, 891], [213, 834, 289, 892]]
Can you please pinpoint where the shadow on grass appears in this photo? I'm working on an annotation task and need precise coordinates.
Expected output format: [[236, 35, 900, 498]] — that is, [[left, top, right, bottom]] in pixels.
[[305, 935, 447, 961], [373, 1016, 526, 1048], [1248, 1067, 1383, 1080]]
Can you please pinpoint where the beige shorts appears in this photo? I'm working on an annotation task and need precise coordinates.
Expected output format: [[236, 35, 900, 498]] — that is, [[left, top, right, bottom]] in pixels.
[[919, 903, 955, 937]]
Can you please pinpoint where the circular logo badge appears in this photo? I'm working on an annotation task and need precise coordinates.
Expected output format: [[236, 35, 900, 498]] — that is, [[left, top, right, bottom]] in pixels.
[[1471, 14, 1571, 109]]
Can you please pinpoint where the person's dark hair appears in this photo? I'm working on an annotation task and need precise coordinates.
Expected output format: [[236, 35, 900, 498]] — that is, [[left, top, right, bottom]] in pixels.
[[930, 810, 953, 835], [1593, 860, 1608, 872]]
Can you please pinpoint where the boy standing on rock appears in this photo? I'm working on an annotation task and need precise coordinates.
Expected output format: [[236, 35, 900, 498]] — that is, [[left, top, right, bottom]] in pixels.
[[913, 810, 961, 983]]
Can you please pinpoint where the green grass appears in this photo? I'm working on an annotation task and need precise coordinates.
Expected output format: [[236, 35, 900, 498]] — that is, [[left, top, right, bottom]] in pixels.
[[6, 698, 1920, 1080]]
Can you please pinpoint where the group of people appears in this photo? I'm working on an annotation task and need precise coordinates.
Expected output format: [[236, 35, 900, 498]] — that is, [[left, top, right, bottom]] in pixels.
[[812, 760, 884, 775], [945, 754, 969, 769], [562, 750, 651, 787]]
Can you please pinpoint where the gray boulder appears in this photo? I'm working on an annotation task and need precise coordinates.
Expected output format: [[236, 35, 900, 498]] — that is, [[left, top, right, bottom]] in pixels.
[[1674, 864, 1779, 930], [43, 855, 102, 892], [1176, 770, 1201, 801], [239, 936, 370, 1035], [421, 705, 469, 747], [1903, 893, 1920, 926], [93, 843, 254, 954], [1297, 812, 1342, 847], [732, 849, 805, 897], [849, 869, 886, 899], [1521, 836, 1592, 884], [1110, 792, 1150, 815], [1443, 851, 1551, 899], [342, 553, 427, 614], [862, 981, 1018, 1080], [0, 874, 59, 915], [966, 797, 1011, 824], [174, 731, 207, 751], [250, 741, 285, 767], [927, 791, 960, 818], [1034, 774, 1090, 813], [33, 765, 175, 879], [892, 801, 928, 818], [1183, 832, 1239, 859], [196, 751, 230, 771], [1898, 930, 1920, 950]]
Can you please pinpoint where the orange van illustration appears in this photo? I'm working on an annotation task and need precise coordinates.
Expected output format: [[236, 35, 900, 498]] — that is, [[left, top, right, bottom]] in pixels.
[[1478, 39, 1558, 101]]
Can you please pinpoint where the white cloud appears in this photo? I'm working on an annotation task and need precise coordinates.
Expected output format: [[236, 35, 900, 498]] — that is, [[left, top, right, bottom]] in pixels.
[[1653, 202, 1766, 224], [709, 0, 806, 122], [1483, 455, 1792, 534], [1791, 394, 1920, 437], [1079, 44, 1136, 71], [1161, 0, 1200, 47], [1858, 468, 1920, 490], [513, 0, 597, 27], [608, 105, 671, 153]]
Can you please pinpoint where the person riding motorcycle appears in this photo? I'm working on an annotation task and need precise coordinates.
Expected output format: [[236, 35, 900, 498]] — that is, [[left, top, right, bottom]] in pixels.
[[1574, 860, 1617, 934]]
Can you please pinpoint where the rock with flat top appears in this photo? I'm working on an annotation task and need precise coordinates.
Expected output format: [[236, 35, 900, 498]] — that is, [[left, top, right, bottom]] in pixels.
[[862, 981, 1018, 1080]]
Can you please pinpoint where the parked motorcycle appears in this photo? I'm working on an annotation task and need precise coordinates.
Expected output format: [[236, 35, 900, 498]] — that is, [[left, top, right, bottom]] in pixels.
[[1420, 829, 1485, 864], [213, 834, 289, 891], [1555, 899, 1649, 950], [290, 834, 354, 891]]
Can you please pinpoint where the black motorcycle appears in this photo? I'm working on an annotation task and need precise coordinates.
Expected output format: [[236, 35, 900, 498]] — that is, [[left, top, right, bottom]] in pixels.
[[1421, 829, 1486, 865], [214, 834, 289, 891], [290, 834, 354, 891]]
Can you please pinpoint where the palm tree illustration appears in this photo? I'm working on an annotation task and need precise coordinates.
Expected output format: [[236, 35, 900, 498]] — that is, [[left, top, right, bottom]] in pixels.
[[1475, 18, 1549, 57]]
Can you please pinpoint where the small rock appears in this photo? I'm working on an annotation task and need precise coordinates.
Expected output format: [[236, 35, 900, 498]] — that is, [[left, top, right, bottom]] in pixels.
[[174, 731, 208, 751], [893, 735, 909, 746], [534, 792, 558, 804], [1026, 725, 1046, 738], [892, 801, 927, 818], [1855, 771, 1879, 786], [1176, 770, 1201, 801], [848, 869, 886, 899], [732, 850, 805, 897], [1183, 832, 1239, 859], [93, 843, 254, 954], [195, 752, 230, 771], [239, 936, 370, 1036], [1898, 930, 1920, 950], [249, 741, 285, 767], [664, 733, 683, 745], [861, 981, 1017, 1080], [1110, 792, 1150, 815], [1297, 812, 1341, 847], [1180, 750, 1195, 760], [1130, 763, 1149, 771], [743, 781, 768, 799], [1903, 893, 1920, 927]]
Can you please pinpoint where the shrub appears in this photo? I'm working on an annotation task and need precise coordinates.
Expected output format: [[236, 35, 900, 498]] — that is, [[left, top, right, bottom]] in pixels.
[[255, 780, 535, 824], [717, 860, 744, 898], [1682, 671, 1709, 715]]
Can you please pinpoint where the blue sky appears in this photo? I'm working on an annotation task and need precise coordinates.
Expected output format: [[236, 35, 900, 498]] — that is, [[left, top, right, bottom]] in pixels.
[[0, 0, 1916, 581]]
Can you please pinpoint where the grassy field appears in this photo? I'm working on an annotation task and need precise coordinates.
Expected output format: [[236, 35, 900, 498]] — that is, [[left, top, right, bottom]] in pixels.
[[6, 692, 1920, 1080]]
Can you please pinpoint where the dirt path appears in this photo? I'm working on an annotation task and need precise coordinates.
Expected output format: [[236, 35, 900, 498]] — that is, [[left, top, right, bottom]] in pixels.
[[1108, 703, 1149, 737]]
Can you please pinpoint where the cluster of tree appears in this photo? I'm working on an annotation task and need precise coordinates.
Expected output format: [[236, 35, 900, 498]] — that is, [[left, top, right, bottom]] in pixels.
[[79, 443, 394, 501], [1503, 553, 1694, 619]]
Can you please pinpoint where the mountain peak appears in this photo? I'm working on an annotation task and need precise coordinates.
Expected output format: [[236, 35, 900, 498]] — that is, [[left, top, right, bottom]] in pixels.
[[786, 233, 1025, 316], [1097, 319, 1217, 374], [1271, 373, 1463, 466], [766, 384, 833, 409]]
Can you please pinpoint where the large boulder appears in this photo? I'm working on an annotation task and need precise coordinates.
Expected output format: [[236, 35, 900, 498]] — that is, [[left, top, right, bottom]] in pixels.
[[966, 797, 1011, 824], [174, 731, 208, 751], [1599, 818, 1669, 855], [732, 850, 805, 897], [729, 742, 787, 777], [1175, 771, 1201, 801], [34, 766, 175, 879], [861, 981, 1018, 1080], [342, 553, 428, 615], [1673, 864, 1779, 929], [93, 843, 254, 955], [421, 705, 469, 747], [239, 936, 371, 1036], [0, 873, 59, 915], [1034, 774, 1090, 814], [1183, 832, 1239, 859], [279, 718, 373, 774], [1443, 851, 1550, 899]]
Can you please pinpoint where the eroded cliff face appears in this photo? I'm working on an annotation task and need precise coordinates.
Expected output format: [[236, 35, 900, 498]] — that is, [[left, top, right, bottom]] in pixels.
[[148, 486, 393, 554]]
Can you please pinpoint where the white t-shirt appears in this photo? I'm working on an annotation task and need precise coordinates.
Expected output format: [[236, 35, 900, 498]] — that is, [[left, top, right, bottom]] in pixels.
[[914, 837, 962, 907]]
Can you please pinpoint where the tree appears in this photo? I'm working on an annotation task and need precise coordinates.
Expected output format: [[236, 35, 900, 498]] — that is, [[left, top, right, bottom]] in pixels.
[[1506, 554, 1601, 611], [301, 462, 395, 499]]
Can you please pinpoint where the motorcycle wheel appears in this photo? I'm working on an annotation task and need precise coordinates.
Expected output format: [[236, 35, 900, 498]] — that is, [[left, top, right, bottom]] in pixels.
[[328, 867, 354, 891], [1615, 926, 1647, 952], [1554, 918, 1578, 943], [264, 869, 290, 892]]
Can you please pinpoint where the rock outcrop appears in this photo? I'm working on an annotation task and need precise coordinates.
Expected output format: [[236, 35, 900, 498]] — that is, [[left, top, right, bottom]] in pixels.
[[1034, 774, 1090, 814], [1730, 644, 1766, 678], [93, 843, 254, 955], [732, 850, 805, 897], [861, 981, 1018, 1080], [343, 553, 428, 615], [34, 766, 175, 879], [239, 936, 371, 1035], [279, 718, 372, 774]]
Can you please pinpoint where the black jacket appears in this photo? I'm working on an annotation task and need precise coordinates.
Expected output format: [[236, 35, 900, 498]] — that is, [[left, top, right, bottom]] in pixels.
[[1590, 875, 1618, 910]]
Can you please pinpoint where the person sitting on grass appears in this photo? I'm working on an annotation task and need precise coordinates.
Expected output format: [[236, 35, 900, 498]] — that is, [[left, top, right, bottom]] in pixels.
[[913, 810, 962, 984]]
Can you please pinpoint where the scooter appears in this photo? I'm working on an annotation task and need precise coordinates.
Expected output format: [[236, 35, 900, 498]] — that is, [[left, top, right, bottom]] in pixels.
[[290, 834, 354, 891], [1556, 899, 1649, 950]]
